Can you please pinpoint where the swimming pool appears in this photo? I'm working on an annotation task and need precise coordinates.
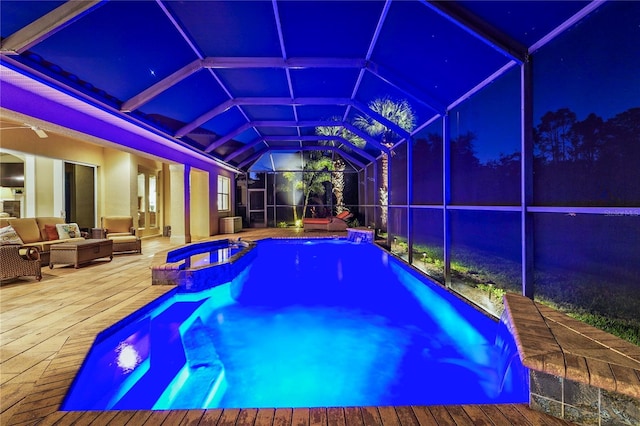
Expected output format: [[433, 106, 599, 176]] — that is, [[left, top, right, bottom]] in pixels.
[[62, 238, 528, 410]]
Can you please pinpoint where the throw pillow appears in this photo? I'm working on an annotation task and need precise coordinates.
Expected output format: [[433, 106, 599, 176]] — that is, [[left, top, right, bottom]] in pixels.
[[336, 210, 351, 220], [44, 224, 59, 241], [0, 225, 24, 245], [56, 223, 82, 239]]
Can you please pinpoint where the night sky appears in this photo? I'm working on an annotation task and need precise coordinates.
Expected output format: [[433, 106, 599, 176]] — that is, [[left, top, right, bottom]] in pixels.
[[451, 1, 639, 164]]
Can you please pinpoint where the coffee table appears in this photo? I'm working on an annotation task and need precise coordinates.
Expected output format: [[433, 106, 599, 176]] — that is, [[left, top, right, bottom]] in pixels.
[[49, 239, 113, 269]]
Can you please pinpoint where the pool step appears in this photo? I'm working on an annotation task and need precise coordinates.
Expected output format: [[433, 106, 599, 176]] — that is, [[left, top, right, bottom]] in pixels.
[[154, 317, 227, 409], [162, 363, 226, 409]]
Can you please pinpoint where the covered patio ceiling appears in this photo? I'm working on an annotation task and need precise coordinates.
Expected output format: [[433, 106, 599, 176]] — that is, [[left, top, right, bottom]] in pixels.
[[1, 0, 598, 172]]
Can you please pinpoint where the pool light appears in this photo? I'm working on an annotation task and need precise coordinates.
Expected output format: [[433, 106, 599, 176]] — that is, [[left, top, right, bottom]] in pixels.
[[116, 342, 142, 373]]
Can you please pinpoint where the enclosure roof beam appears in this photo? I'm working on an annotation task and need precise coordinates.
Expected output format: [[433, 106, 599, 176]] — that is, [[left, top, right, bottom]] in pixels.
[[121, 56, 367, 116], [271, 0, 300, 128], [224, 138, 265, 162], [251, 120, 344, 128], [238, 145, 365, 169], [155, 4, 255, 143], [175, 97, 355, 139], [0, 1, 104, 54], [234, 97, 353, 106], [178, 94, 414, 146], [204, 121, 343, 153], [350, 99, 412, 140], [204, 116, 386, 155], [201, 57, 367, 69], [343, 0, 392, 129], [528, 1, 605, 54], [205, 116, 392, 156], [175, 99, 236, 138], [252, 120, 384, 153], [365, 62, 446, 114], [342, 122, 389, 153], [422, 0, 527, 64], [204, 123, 252, 153], [122, 59, 204, 112], [262, 135, 376, 162], [237, 151, 264, 170]]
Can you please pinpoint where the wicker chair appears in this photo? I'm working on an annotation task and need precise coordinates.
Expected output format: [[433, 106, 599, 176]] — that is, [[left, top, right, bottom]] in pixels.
[[0, 245, 42, 281], [100, 216, 142, 254]]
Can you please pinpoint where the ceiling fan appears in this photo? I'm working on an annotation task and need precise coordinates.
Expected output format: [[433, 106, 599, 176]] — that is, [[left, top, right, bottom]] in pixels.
[[0, 122, 49, 138]]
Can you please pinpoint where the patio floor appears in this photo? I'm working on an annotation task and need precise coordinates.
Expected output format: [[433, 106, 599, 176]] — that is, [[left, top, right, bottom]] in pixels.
[[0, 228, 575, 425]]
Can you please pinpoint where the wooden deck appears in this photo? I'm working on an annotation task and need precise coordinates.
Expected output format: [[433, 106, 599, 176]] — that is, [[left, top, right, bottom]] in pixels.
[[0, 228, 575, 425]]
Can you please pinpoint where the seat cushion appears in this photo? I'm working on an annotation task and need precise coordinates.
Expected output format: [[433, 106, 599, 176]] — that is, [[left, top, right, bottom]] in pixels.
[[109, 235, 138, 242], [7, 218, 41, 243], [102, 217, 134, 234], [303, 218, 330, 225], [23, 238, 85, 252], [106, 232, 134, 238]]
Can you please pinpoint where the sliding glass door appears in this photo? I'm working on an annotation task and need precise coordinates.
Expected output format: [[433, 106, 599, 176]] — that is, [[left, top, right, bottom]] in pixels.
[[137, 168, 159, 236], [64, 162, 96, 230]]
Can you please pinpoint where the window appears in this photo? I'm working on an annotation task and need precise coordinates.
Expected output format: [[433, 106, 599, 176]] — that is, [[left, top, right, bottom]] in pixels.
[[217, 175, 230, 211]]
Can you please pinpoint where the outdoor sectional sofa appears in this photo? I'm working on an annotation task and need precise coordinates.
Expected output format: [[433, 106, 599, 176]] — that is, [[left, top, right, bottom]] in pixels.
[[0, 217, 86, 265]]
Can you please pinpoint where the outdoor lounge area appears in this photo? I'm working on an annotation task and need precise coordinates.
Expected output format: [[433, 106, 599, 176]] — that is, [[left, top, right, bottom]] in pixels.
[[1, 1, 639, 425]]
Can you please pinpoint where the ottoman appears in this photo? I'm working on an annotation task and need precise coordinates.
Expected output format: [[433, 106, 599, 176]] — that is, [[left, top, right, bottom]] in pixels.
[[109, 235, 142, 254], [49, 239, 113, 269]]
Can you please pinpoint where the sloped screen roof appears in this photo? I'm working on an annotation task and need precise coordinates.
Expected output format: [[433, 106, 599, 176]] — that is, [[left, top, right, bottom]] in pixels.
[[1, 0, 592, 171]]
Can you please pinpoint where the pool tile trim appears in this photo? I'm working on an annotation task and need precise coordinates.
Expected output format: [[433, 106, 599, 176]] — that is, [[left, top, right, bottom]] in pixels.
[[504, 293, 640, 424]]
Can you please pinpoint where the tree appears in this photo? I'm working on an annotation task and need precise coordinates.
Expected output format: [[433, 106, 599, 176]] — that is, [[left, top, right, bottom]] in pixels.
[[315, 116, 367, 150], [599, 107, 640, 204], [300, 155, 334, 218], [571, 113, 605, 164], [451, 131, 480, 169], [602, 107, 640, 161], [353, 98, 417, 141], [535, 108, 577, 162], [331, 158, 346, 214], [353, 98, 416, 228], [571, 113, 605, 166], [279, 172, 302, 224], [315, 117, 365, 215], [278, 156, 336, 225]]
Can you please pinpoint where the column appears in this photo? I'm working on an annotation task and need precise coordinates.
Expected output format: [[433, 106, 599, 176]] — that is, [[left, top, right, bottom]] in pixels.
[[169, 164, 191, 245]]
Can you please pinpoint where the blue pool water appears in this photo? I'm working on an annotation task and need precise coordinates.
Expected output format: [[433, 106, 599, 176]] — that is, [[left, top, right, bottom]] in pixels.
[[166, 239, 244, 268], [62, 238, 528, 410]]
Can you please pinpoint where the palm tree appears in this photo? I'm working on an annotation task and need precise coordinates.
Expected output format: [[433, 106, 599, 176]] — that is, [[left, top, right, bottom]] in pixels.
[[331, 158, 346, 214], [354, 98, 416, 228], [316, 116, 366, 149], [315, 117, 365, 215], [353, 98, 417, 141]]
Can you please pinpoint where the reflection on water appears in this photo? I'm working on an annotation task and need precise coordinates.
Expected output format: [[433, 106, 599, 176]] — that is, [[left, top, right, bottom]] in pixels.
[[185, 246, 242, 268]]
